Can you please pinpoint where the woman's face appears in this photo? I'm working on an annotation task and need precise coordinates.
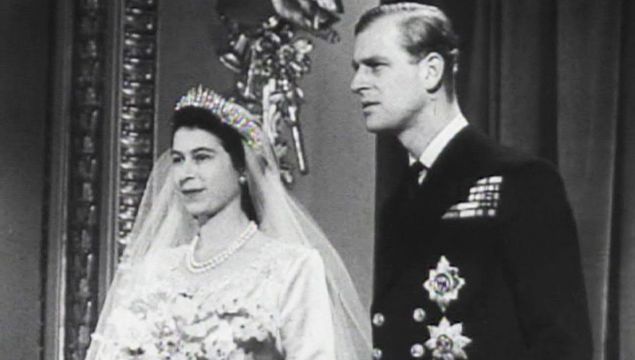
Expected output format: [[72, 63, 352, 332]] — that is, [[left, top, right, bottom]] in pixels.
[[171, 127, 242, 219]]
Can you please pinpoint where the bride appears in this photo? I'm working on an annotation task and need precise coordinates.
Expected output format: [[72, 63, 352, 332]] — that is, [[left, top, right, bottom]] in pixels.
[[86, 86, 371, 359]]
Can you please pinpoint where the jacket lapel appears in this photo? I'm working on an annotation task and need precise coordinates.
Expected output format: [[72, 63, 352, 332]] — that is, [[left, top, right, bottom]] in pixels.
[[374, 126, 485, 303], [412, 127, 482, 223]]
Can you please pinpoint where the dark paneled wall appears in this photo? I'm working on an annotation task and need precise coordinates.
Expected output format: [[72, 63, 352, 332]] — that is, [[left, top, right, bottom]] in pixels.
[[0, 0, 51, 358]]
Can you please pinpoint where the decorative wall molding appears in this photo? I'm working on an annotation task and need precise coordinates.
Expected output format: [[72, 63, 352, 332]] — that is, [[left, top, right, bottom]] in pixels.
[[116, 0, 158, 256], [64, 1, 107, 358], [52, 0, 159, 359]]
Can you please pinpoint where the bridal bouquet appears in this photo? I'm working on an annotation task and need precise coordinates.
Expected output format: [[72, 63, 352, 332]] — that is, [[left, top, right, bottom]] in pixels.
[[100, 284, 282, 360]]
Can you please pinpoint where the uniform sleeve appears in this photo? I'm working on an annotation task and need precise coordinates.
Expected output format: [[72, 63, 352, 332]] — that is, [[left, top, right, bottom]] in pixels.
[[278, 249, 336, 360], [501, 161, 592, 360]]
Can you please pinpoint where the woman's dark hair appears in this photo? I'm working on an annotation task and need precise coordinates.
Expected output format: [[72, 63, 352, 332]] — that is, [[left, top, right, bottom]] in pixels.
[[172, 106, 257, 221]]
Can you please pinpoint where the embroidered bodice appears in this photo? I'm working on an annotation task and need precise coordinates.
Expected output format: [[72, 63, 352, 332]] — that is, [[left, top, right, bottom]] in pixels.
[[92, 231, 336, 359]]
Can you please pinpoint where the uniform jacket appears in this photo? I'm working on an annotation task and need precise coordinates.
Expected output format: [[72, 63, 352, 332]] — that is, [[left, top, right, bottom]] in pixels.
[[372, 126, 592, 360]]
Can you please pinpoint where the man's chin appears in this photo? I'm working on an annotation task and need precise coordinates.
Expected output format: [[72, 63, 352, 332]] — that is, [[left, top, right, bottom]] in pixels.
[[364, 126, 382, 134], [363, 118, 387, 134]]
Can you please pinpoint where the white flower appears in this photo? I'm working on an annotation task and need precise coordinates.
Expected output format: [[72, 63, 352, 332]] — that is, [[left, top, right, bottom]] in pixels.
[[292, 38, 313, 54], [211, 338, 238, 360], [203, 319, 237, 356], [170, 353, 188, 360], [181, 341, 204, 358], [155, 331, 180, 356], [231, 316, 270, 342], [182, 317, 213, 338], [171, 294, 198, 324], [140, 344, 160, 359], [425, 317, 472, 360], [107, 307, 153, 351], [228, 348, 248, 360]]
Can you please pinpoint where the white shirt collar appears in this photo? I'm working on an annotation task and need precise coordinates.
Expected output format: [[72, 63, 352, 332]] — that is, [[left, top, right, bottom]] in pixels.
[[408, 113, 468, 169]]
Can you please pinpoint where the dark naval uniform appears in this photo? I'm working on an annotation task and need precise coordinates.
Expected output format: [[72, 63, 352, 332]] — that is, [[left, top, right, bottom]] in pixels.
[[372, 126, 592, 360]]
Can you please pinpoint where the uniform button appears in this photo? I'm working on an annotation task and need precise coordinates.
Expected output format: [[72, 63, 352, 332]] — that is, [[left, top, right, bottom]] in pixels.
[[410, 343, 425, 358], [372, 348, 383, 359], [413, 308, 426, 322], [372, 313, 385, 327]]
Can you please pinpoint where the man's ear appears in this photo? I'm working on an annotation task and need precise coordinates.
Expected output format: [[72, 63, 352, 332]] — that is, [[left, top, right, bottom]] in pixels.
[[418, 52, 445, 93]]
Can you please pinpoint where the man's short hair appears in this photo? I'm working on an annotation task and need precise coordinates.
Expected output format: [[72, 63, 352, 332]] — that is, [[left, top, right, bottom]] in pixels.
[[355, 3, 460, 94]]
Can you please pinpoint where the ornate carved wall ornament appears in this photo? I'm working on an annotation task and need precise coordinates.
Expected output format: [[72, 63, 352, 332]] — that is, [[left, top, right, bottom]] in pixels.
[[217, 0, 343, 184], [59, 0, 159, 358], [116, 0, 158, 254], [65, 1, 107, 358]]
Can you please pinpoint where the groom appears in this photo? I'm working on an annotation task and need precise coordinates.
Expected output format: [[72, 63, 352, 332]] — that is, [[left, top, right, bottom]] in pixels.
[[350, 3, 592, 360]]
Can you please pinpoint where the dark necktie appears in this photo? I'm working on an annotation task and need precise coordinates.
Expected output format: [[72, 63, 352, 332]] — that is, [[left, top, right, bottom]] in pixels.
[[406, 161, 426, 199]]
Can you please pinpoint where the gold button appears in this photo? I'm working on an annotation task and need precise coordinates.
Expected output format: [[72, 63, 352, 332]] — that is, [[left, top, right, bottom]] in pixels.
[[410, 343, 425, 358], [372, 312, 385, 327], [413, 308, 426, 322]]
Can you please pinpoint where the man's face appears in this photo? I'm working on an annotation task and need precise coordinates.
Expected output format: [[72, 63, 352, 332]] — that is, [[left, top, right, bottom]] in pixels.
[[351, 17, 428, 134]]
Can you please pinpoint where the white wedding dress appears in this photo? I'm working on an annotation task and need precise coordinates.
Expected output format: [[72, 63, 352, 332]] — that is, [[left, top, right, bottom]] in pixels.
[[91, 230, 336, 359], [87, 117, 371, 359]]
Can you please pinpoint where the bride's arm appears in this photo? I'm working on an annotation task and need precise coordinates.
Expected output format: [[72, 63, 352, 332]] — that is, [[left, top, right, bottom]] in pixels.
[[278, 248, 336, 359]]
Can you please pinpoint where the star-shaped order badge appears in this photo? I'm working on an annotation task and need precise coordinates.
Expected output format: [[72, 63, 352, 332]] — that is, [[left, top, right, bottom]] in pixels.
[[423, 256, 465, 312], [425, 317, 472, 360]]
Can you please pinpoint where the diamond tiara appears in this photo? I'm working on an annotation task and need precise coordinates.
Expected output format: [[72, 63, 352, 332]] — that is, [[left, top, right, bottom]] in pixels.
[[175, 85, 263, 147]]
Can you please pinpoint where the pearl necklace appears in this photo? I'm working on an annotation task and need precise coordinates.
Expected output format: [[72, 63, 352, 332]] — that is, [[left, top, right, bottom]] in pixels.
[[185, 221, 258, 273]]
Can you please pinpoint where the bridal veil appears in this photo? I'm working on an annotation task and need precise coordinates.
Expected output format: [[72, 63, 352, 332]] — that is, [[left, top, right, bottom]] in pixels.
[[86, 87, 371, 359]]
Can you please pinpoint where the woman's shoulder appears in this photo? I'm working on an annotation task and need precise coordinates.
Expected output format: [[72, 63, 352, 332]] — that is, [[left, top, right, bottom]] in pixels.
[[254, 230, 318, 254], [134, 245, 188, 273], [250, 230, 322, 269]]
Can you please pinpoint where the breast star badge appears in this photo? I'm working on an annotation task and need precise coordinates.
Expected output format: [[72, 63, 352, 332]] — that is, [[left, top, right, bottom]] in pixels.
[[423, 256, 465, 312], [425, 317, 472, 360]]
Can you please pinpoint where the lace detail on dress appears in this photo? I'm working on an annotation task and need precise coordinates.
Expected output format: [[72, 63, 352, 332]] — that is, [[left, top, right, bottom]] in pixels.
[[92, 233, 329, 359], [143, 234, 307, 299]]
